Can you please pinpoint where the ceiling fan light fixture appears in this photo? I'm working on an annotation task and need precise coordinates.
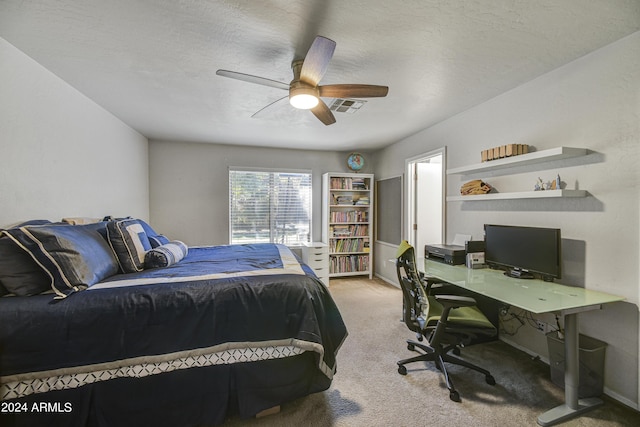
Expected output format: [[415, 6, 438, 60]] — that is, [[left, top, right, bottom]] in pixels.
[[289, 82, 319, 109], [289, 92, 319, 109]]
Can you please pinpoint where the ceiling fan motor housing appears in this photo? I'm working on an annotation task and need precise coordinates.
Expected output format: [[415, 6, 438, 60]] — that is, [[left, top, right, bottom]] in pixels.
[[289, 59, 319, 109]]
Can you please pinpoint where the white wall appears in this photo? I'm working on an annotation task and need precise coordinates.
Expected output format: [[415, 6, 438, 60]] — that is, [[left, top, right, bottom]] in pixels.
[[372, 32, 639, 407], [149, 140, 371, 246], [0, 38, 149, 226]]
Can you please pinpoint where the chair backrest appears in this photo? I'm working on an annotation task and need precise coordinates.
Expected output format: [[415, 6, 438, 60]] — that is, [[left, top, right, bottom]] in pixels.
[[395, 241, 429, 334]]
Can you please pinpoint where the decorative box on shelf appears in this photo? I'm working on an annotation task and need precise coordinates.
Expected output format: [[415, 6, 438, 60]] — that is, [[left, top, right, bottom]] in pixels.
[[481, 144, 529, 162]]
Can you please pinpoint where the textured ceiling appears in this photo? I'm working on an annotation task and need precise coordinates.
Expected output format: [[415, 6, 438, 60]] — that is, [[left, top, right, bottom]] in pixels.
[[1, 0, 639, 151]]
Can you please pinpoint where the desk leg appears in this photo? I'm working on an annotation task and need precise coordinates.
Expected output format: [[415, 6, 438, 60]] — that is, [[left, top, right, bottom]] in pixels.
[[537, 312, 603, 426]]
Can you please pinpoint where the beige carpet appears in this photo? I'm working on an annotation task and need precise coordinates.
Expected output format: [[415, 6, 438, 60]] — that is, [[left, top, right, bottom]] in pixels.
[[223, 277, 639, 426]]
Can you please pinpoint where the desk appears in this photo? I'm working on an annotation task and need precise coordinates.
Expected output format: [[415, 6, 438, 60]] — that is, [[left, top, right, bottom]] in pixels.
[[418, 259, 625, 426]]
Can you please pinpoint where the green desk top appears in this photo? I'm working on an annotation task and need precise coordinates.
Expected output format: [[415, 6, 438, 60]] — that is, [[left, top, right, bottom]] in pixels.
[[419, 259, 625, 314]]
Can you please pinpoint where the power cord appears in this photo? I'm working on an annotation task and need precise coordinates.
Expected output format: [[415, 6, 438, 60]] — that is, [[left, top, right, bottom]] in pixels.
[[498, 307, 525, 336], [499, 307, 560, 336]]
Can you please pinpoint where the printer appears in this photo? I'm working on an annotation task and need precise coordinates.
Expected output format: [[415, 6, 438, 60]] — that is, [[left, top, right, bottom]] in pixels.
[[425, 244, 466, 265]]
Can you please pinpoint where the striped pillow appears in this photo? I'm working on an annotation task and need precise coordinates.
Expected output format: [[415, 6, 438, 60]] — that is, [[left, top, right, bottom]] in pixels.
[[0, 235, 51, 296], [145, 241, 188, 269], [148, 234, 170, 248], [3, 224, 119, 298], [106, 219, 151, 273]]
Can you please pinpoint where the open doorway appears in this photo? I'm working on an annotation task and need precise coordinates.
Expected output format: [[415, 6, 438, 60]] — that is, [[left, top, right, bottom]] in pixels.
[[405, 148, 446, 253]]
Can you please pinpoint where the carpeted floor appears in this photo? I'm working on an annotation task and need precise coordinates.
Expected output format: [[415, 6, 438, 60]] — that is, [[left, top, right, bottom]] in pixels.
[[223, 277, 640, 426]]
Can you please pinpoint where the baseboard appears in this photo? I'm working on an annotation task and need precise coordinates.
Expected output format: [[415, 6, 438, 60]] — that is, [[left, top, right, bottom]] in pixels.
[[499, 336, 639, 411], [499, 336, 550, 364], [602, 388, 639, 411], [374, 273, 398, 288]]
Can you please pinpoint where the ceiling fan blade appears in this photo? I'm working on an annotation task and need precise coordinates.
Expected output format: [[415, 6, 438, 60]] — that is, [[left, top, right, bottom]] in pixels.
[[319, 84, 389, 98], [311, 100, 336, 126], [299, 36, 336, 86], [251, 95, 289, 118], [216, 69, 289, 91]]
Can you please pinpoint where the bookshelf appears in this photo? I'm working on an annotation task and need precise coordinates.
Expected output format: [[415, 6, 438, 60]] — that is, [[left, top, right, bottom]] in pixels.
[[322, 172, 374, 279]]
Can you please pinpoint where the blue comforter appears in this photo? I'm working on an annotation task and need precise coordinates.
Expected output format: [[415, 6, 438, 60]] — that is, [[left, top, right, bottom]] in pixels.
[[0, 244, 347, 403]]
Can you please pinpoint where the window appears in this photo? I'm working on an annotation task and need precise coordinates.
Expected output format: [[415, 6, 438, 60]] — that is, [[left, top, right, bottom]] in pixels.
[[229, 169, 312, 245]]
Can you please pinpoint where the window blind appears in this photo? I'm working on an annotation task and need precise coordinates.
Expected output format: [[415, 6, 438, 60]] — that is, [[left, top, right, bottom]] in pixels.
[[229, 170, 312, 245]]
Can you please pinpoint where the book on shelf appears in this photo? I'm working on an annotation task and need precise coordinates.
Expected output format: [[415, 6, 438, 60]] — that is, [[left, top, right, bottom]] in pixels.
[[330, 224, 368, 238], [352, 178, 367, 190], [335, 195, 353, 205], [329, 254, 370, 274], [330, 210, 369, 223], [329, 238, 369, 253], [331, 225, 351, 237], [355, 196, 369, 205], [330, 177, 370, 190]]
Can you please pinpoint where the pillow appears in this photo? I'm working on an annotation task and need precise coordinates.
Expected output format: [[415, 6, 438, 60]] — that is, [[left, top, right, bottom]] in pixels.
[[148, 234, 170, 248], [1, 219, 51, 229], [62, 217, 102, 225], [102, 217, 166, 246], [135, 219, 170, 246], [3, 224, 119, 297], [0, 281, 9, 297], [0, 235, 51, 296], [106, 219, 151, 273], [145, 241, 188, 269], [0, 220, 53, 297]]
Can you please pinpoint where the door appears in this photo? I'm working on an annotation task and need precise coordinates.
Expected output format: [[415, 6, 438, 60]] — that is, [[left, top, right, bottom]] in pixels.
[[406, 148, 445, 253]]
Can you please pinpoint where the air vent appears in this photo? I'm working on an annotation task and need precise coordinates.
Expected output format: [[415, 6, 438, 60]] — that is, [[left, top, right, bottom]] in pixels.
[[329, 98, 366, 114]]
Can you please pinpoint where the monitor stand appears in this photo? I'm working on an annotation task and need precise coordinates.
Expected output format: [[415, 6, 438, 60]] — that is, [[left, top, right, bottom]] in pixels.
[[504, 269, 534, 279]]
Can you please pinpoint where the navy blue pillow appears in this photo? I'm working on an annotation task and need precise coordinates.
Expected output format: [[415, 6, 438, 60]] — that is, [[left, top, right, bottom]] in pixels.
[[145, 241, 188, 269], [0, 236, 51, 296], [3, 224, 119, 298], [0, 220, 53, 297], [106, 219, 152, 273], [0, 281, 9, 297]]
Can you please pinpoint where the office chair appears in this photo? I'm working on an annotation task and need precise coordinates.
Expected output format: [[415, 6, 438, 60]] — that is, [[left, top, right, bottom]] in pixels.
[[395, 240, 496, 402]]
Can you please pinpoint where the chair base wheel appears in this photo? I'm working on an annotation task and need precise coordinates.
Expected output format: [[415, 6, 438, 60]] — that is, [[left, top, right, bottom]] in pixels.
[[407, 343, 415, 351], [486, 375, 496, 385], [449, 390, 460, 402], [398, 365, 407, 375]]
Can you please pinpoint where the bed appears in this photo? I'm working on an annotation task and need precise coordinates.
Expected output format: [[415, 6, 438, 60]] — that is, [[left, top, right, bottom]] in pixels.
[[0, 219, 347, 427]]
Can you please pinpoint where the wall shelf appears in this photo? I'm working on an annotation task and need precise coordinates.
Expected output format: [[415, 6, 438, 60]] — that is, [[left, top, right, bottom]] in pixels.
[[447, 189, 586, 202], [447, 147, 587, 175], [447, 146, 588, 202]]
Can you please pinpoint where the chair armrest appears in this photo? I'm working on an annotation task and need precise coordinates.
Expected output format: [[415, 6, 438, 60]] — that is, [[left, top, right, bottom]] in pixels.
[[435, 294, 477, 309]]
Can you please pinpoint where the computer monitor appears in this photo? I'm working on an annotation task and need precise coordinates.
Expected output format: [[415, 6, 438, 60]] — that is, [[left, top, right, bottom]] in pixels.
[[484, 224, 561, 281]]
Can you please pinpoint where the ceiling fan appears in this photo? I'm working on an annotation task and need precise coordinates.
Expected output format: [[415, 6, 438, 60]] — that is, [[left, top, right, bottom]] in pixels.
[[216, 36, 389, 125]]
